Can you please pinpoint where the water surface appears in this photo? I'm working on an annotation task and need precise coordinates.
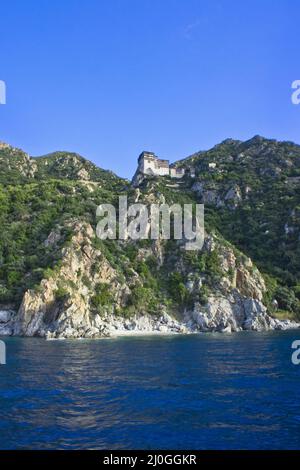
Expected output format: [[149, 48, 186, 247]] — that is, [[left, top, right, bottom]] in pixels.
[[0, 331, 300, 449]]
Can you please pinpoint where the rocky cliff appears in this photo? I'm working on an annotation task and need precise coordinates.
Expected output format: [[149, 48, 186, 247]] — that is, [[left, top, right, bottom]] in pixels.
[[1, 221, 298, 338], [0, 137, 299, 338]]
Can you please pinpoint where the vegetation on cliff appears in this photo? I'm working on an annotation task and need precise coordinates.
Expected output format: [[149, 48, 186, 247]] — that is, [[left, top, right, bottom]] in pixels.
[[0, 136, 299, 324]]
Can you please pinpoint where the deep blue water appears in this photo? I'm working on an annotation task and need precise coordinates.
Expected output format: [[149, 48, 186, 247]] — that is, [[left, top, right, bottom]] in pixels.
[[0, 330, 300, 449]]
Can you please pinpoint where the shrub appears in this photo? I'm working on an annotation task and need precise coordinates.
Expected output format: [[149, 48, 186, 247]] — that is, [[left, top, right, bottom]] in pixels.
[[54, 286, 69, 301], [275, 286, 297, 312], [129, 286, 158, 313], [91, 282, 113, 308], [168, 272, 190, 305]]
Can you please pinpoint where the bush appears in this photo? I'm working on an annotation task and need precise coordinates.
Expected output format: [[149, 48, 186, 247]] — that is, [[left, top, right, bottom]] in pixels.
[[275, 286, 298, 312], [128, 286, 158, 313], [91, 283, 113, 308], [205, 250, 222, 277], [168, 272, 190, 305], [54, 286, 69, 301]]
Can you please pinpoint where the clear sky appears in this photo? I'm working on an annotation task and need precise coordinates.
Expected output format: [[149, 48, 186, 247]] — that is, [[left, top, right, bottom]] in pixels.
[[1, 0, 300, 178]]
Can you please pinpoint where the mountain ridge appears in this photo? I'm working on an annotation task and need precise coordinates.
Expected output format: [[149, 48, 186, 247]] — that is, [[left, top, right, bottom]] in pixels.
[[0, 141, 127, 185], [2, 134, 300, 180]]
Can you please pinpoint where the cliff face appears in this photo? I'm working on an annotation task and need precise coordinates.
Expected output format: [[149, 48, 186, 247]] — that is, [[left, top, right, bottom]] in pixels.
[[0, 137, 300, 338], [171, 136, 300, 320], [12, 221, 130, 338], [1, 220, 297, 338]]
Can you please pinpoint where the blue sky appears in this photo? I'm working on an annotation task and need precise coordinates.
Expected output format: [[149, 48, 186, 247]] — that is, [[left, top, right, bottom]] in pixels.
[[1, 0, 300, 178]]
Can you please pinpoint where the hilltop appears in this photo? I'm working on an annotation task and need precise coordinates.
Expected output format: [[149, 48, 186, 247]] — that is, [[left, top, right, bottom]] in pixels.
[[0, 141, 126, 186]]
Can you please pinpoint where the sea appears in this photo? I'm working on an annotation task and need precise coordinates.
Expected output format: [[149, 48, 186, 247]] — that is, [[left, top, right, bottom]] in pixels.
[[0, 330, 300, 449]]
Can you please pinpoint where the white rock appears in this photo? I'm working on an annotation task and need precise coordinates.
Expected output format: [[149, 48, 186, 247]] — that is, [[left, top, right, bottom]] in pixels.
[[0, 310, 12, 323]]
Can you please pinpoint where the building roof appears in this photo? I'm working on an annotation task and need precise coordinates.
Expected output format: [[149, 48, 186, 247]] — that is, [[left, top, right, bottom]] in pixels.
[[156, 158, 169, 167], [138, 151, 170, 168], [138, 151, 156, 162]]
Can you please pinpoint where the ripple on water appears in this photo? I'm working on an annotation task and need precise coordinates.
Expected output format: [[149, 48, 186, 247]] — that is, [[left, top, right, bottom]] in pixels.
[[0, 331, 300, 449]]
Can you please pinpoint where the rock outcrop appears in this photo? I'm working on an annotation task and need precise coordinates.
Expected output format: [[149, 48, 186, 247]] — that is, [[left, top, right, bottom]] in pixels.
[[11, 221, 131, 338], [186, 295, 299, 333], [0, 221, 297, 339]]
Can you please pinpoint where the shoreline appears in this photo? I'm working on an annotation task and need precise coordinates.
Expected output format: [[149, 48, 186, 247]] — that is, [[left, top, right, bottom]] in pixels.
[[2, 327, 300, 342], [1, 308, 300, 341]]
